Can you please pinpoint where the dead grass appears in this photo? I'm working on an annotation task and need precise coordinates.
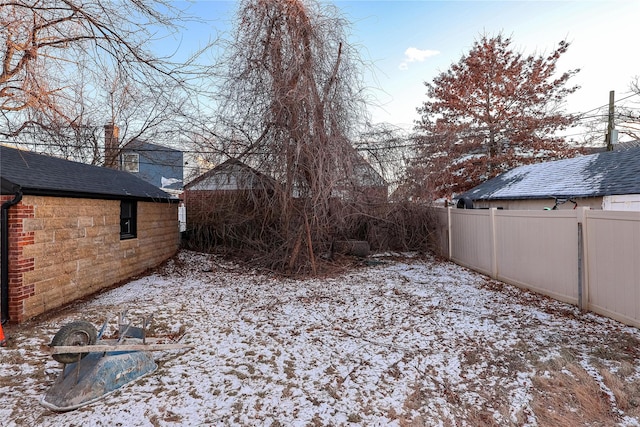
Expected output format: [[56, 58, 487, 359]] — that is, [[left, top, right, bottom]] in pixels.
[[600, 363, 640, 418], [532, 359, 615, 426], [591, 331, 640, 363], [465, 408, 502, 427]]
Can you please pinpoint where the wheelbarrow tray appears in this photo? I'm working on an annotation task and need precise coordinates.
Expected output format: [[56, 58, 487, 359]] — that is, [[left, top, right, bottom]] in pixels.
[[41, 349, 157, 412], [41, 314, 191, 412]]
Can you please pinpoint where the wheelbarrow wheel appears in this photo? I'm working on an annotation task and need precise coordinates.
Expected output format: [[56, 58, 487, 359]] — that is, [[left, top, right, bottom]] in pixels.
[[50, 320, 98, 364]]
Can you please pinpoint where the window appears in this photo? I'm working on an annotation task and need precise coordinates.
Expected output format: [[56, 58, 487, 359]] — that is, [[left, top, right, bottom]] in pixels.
[[122, 153, 139, 173], [120, 200, 137, 240]]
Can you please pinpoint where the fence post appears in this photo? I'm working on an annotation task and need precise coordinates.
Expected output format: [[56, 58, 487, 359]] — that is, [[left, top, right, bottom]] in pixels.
[[577, 222, 584, 311], [490, 208, 498, 279], [576, 207, 589, 311], [447, 206, 452, 260]]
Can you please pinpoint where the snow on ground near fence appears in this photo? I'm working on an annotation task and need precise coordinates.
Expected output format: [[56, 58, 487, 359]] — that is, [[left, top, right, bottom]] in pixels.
[[1, 250, 640, 426]]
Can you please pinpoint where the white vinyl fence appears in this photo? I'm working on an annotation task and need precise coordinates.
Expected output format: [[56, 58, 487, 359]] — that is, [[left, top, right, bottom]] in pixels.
[[431, 207, 640, 328]]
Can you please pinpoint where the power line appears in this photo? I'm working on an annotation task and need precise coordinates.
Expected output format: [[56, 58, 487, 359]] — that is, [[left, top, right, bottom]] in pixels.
[[575, 92, 640, 118], [3, 91, 639, 163]]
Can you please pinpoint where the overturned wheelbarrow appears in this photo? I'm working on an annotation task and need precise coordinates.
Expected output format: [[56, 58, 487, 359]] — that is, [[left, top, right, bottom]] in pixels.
[[41, 312, 191, 412]]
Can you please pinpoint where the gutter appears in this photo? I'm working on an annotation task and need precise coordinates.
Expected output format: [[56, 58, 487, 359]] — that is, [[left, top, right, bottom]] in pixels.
[[1, 188, 22, 324], [13, 188, 177, 203]]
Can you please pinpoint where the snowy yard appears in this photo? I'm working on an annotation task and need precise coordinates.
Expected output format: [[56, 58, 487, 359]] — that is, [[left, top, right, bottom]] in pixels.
[[2, 250, 640, 426]]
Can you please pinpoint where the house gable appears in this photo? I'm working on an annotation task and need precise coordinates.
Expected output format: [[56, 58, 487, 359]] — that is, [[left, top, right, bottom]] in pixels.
[[185, 158, 275, 191], [120, 140, 183, 191]]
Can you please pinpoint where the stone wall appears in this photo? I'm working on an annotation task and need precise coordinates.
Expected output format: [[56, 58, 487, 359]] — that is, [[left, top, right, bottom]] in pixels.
[[1, 195, 179, 322]]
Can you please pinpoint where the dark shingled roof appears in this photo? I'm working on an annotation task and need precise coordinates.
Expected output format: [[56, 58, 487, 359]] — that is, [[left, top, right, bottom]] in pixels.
[[0, 145, 175, 201], [458, 147, 640, 201]]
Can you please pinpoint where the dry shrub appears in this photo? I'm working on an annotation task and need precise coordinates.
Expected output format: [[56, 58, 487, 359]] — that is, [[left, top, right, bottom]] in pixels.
[[185, 190, 439, 275], [531, 361, 615, 426], [330, 200, 436, 253], [184, 190, 282, 254], [380, 202, 436, 252]]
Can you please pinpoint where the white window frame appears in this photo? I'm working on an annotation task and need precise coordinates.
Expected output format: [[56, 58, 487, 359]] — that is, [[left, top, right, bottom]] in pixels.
[[121, 153, 140, 173]]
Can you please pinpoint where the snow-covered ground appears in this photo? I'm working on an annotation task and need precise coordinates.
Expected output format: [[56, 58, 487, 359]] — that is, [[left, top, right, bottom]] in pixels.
[[1, 250, 640, 426]]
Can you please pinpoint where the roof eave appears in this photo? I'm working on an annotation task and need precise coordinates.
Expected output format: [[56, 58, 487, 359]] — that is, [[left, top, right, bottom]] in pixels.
[[469, 193, 606, 202], [15, 187, 178, 202]]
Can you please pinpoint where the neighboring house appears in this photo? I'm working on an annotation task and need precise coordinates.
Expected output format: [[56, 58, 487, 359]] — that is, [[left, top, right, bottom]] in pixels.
[[183, 158, 276, 231], [333, 148, 388, 202], [185, 158, 275, 193], [104, 124, 184, 196], [0, 145, 180, 323], [120, 140, 184, 195], [455, 147, 640, 211], [184, 153, 387, 220]]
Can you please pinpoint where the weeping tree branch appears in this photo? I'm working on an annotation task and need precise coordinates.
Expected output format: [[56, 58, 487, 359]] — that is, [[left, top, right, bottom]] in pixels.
[[192, 0, 376, 274]]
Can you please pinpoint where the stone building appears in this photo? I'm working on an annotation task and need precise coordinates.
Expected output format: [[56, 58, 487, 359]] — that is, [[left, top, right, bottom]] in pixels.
[[0, 145, 179, 323]]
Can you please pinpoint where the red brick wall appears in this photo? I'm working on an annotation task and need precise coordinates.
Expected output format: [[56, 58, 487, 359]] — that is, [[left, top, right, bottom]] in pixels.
[[1, 195, 35, 322]]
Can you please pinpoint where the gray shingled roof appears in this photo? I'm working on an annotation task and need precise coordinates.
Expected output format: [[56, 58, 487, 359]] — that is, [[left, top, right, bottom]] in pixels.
[[0, 145, 175, 201], [459, 147, 640, 201]]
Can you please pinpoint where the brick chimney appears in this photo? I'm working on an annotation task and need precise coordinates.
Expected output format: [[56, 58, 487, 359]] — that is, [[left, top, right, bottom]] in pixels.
[[104, 123, 119, 169]]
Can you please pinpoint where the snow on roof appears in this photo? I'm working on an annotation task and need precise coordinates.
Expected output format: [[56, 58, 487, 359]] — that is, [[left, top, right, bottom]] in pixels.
[[460, 147, 640, 200]]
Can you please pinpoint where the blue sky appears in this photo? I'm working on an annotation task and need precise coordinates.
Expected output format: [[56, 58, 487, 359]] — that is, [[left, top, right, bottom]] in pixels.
[[172, 0, 640, 134]]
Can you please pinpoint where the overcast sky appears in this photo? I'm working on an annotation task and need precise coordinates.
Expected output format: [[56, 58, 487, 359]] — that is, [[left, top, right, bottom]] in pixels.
[[173, 1, 640, 135]]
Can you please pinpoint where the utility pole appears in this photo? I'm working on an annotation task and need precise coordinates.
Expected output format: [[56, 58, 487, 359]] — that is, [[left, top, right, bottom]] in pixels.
[[605, 90, 617, 151]]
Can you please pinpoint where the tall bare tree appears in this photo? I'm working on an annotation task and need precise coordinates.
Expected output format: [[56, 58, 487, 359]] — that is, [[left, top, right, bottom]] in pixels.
[[354, 123, 412, 192], [202, 0, 371, 273]]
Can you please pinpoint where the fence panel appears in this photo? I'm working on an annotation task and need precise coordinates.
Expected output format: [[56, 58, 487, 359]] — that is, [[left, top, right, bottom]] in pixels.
[[494, 210, 579, 305], [436, 206, 640, 328], [450, 209, 493, 276], [585, 210, 640, 327]]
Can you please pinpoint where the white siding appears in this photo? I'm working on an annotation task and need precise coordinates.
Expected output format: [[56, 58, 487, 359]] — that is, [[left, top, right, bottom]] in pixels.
[[602, 195, 640, 211]]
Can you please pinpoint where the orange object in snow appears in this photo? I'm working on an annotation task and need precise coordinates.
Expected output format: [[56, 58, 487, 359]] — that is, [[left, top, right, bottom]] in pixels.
[[0, 323, 6, 347]]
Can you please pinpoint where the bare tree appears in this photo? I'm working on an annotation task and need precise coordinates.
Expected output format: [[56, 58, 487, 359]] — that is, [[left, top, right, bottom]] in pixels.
[[196, 0, 372, 273], [616, 77, 640, 143], [573, 82, 640, 149], [354, 122, 412, 193], [0, 0, 213, 163]]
